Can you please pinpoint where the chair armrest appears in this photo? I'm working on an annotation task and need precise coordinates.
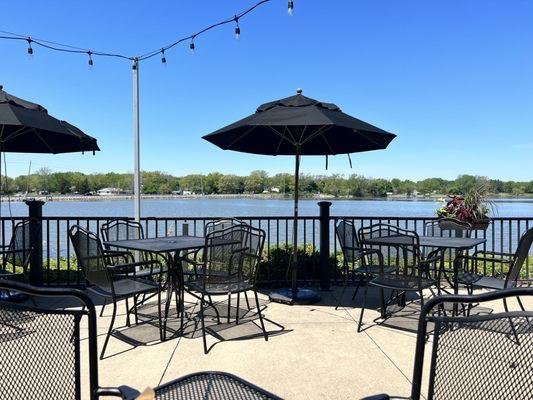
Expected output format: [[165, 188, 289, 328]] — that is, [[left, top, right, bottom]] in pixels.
[[472, 250, 513, 262], [107, 259, 163, 277], [0, 248, 32, 255], [96, 386, 126, 398], [104, 249, 134, 264]]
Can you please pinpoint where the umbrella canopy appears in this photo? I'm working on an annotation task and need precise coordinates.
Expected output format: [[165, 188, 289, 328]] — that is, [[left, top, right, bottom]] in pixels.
[[203, 89, 395, 155], [203, 89, 396, 305], [0, 86, 100, 154]]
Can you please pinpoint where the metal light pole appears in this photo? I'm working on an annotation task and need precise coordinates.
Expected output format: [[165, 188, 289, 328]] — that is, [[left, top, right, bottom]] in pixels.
[[132, 59, 141, 222]]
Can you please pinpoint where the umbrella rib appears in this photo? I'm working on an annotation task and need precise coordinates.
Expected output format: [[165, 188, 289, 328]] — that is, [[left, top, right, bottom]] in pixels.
[[274, 127, 289, 155], [33, 129, 56, 153], [2, 126, 32, 142], [266, 125, 297, 146], [320, 130, 335, 154], [352, 129, 386, 148], [300, 125, 332, 145], [226, 125, 259, 149]]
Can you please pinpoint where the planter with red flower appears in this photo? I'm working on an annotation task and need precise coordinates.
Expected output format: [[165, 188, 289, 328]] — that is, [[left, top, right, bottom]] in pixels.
[[435, 185, 494, 230]]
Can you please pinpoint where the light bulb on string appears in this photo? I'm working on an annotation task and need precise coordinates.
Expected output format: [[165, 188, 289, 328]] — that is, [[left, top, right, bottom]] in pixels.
[[234, 17, 240, 39], [190, 37, 195, 54], [288, 0, 294, 16], [87, 51, 93, 70], [27, 38, 33, 58], [161, 49, 167, 64]]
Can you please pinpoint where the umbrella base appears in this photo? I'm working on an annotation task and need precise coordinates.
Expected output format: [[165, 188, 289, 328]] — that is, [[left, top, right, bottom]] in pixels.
[[269, 288, 321, 305]]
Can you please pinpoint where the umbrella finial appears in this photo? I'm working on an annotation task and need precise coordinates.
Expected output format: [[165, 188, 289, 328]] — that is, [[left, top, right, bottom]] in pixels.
[[296, 88, 302, 95]]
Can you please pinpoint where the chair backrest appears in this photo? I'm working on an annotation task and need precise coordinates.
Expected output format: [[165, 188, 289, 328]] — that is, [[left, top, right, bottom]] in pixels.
[[335, 219, 362, 264], [203, 224, 265, 284], [358, 223, 421, 273], [411, 288, 533, 400], [424, 218, 472, 238], [205, 218, 246, 235], [69, 225, 113, 292], [0, 281, 101, 400], [4, 220, 32, 269], [506, 227, 533, 285], [100, 219, 144, 242]]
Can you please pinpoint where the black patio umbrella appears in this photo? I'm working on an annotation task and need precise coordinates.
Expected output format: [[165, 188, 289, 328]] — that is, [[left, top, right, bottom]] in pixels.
[[203, 89, 396, 304], [0, 85, 100, 289], [0, 85, 100, 154]]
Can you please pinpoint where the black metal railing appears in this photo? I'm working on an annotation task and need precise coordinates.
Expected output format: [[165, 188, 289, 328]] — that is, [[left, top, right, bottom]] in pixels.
[[1, 213, 531, 287]]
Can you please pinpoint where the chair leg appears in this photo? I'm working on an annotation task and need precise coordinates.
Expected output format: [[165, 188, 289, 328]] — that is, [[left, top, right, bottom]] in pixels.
[[335, 270, 349, 310], [100, 299, 107, 317], [200, 294, 208, 354], [156, 289, 163, 341], [503, 298, 520, 344], [352, 274, 364, 301], [254, 290, 268, 341], [227, 293, 232, 324], [125, 297, 131, 327], [244, 291, 251, 310], [236, 292, 241, 324], [358, 283, 369, 333], [101, 300, 117, 360], [380, 288, 387, 319], [516, 296, 526, 312]]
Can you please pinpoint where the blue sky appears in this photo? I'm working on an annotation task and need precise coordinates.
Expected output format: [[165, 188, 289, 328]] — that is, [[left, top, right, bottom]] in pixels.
[[1, 1, 532, 181]]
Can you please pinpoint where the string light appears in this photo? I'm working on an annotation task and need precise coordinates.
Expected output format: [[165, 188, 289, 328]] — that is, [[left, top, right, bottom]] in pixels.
[[234, 16, 241, 39], [26, 38, 33, 57], [87, 51, 93, 69], [0, 0, 286, 67], [288, 0, 294, 16]]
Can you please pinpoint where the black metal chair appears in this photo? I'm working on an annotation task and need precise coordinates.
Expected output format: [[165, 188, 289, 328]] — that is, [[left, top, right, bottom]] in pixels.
[[0, 220, 33, 302], [335, 219, 393, 310], [0, 220, 32, 281], [100, 219, 163, 273], [357, 224, 440, 332], [422, 218, 472, 286], [457, 227, 533, 292], [149, 371, 282, 400], [456, 227, 533, 323], [182, 218, 246, 278], [361, 287, 533, 400], [0, 281, 281, 400], [69, 225, 163, 359], [184, 224, 268, 354]]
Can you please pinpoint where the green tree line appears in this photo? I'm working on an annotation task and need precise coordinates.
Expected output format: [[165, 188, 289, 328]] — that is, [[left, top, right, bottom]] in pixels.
[[2, 168, 532, 197]]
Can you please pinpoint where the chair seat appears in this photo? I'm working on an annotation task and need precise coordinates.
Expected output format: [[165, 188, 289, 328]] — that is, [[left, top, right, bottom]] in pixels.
[[185, 279, 253, 295], [369, 273, 437, 290], [89, 278, 159, 298], [458, 273, 513, 290], [353, 265, 395, 275], [0, 270, 22, 279], [116, 266, 167, 279]]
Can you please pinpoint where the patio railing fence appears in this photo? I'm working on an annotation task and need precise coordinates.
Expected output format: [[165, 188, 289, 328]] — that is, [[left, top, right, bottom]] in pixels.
[[1, 205, 531, 287]]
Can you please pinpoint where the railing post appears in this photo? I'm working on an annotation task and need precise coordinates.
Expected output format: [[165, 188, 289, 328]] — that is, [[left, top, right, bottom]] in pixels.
[[318, 201, 332, 291], [26, 200, 45, 286]]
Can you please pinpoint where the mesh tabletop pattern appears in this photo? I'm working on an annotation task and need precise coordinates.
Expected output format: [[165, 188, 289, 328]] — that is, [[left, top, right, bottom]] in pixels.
[[429, 312, 533, 400], [155, 372, 280, 400], [0, 302, 82, 400]]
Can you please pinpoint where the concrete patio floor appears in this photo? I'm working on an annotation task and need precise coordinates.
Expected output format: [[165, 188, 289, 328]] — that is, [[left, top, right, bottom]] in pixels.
[[64, 285, 530, 400]]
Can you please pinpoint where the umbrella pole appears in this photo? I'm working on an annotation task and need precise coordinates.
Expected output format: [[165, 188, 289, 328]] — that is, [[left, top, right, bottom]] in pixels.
[[291, 148, 300, 295]]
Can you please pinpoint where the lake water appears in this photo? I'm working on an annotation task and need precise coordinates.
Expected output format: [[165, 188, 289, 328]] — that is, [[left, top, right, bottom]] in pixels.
[[0, 198, 531, 262], [1, 198, 532, 218]]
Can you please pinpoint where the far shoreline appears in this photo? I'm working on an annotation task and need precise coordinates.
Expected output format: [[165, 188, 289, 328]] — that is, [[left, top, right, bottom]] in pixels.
[[2, 193, 532, 203]]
